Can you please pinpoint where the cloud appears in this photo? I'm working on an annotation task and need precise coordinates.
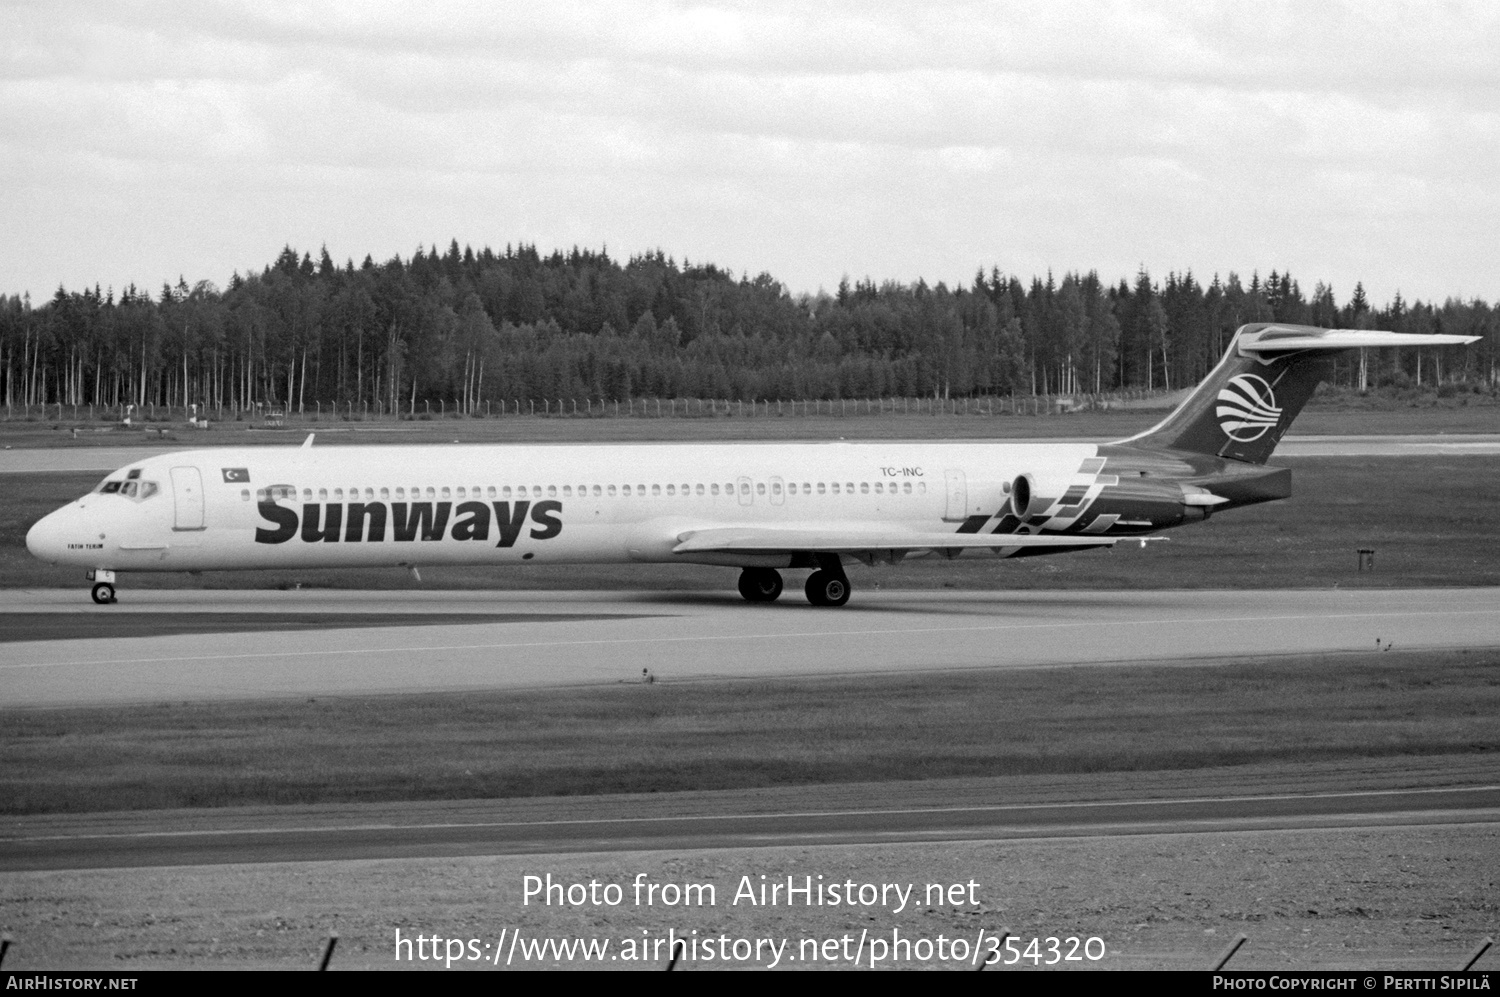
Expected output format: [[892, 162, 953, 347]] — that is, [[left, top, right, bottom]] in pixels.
[[3, 0, 1497, 303]]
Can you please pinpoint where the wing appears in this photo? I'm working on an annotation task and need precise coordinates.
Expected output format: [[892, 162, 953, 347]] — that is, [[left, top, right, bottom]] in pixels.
[[673, 526, 1121, 557]]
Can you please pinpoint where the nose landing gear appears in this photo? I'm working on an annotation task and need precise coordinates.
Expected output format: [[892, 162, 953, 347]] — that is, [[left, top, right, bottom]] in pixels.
[[88, 569, 117, 605]]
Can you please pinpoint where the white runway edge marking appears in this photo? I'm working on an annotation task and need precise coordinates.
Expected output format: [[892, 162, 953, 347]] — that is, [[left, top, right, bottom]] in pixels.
[[1, 608, 1497, 671], [12, 786, 1499, 844]]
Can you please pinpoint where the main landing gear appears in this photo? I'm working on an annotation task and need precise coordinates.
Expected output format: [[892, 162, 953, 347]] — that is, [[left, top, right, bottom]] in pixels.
[[89, 570, 117, 605], [736, 565, 852, 607], [804, 569, 851, 607], [737, 567, 784, 603]]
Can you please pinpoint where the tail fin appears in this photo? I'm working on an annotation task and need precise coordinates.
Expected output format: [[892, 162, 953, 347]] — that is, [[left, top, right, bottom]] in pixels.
[[1116, 323, 1480, 464]]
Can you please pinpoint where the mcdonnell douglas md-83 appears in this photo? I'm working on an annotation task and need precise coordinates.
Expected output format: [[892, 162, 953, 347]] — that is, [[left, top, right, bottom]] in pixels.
[[26, 323, 1478, 607]]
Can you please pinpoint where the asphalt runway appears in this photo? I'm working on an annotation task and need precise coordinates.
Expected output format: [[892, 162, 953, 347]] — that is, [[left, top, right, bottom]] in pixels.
[[3, 434, 1500, 473], [1, 587, 1497, 707], [5, 783, 1496, 872]]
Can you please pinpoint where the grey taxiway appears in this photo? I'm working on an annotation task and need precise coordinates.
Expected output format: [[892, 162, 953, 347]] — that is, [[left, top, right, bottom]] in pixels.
[[2, 587, 1497, 707]]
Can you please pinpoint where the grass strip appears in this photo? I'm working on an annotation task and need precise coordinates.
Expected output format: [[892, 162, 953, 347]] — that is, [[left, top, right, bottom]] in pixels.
[[2, 649, 1495, 815]]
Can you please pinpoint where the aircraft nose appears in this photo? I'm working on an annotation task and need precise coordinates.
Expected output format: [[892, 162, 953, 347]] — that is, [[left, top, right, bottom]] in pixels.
[[26, 507, 71, 564]]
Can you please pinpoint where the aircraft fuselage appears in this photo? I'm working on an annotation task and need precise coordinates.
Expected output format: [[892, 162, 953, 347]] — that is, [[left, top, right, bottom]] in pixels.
[[31, 439, 1268, 575]]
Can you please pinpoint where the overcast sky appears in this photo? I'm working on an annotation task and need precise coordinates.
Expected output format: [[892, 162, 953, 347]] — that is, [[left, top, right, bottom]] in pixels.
[[4, 0, 1497, 306]]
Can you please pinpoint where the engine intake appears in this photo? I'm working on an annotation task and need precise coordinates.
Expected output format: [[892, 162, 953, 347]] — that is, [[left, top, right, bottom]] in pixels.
[[1010, 474, 1033, 518]]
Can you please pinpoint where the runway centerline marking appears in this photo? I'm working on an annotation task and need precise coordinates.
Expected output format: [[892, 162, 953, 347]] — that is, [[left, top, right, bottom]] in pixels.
[[10, 785, 1497, 844], [1, 608, 1496, 671]]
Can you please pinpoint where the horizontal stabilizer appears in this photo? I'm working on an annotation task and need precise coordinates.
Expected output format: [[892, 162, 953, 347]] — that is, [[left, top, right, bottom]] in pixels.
[[1239, 326, 1479, 355], [1117, 322, 1482, 465], [674, 527, 1120, 555]]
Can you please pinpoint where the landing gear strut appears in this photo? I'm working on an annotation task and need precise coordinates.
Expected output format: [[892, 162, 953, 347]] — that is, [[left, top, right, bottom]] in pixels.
[[804, 568, 851, 607], [737, 567, 784, 603], [89, 570, 117, 605]]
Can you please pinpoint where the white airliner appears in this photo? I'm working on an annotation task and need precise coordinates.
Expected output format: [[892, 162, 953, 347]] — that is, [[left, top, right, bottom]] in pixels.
[[26, 323, 1478, 607]]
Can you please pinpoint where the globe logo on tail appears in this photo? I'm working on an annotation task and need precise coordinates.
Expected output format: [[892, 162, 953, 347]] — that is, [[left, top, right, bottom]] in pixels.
[[1217, 374, 1281, 442]]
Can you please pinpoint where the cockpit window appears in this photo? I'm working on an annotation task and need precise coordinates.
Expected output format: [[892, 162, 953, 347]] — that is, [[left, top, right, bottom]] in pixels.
[[105, 480, 160, 501]]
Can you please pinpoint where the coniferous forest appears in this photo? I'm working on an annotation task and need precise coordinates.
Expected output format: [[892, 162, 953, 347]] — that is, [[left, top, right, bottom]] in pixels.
[[2, 241, 1495, 417]]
